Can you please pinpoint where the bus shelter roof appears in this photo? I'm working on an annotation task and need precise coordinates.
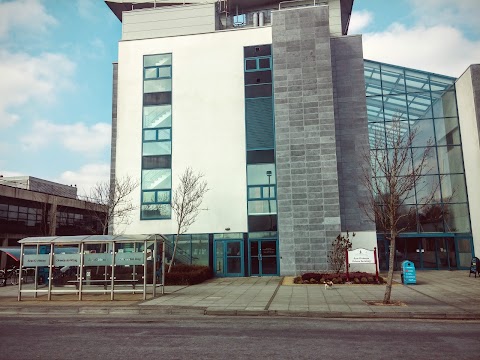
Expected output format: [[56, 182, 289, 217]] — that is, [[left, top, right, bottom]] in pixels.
[[18, 234, 165, 245]]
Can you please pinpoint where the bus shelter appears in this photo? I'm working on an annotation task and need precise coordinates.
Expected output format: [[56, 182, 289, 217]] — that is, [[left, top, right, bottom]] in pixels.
[[17, 234, 165, 301]]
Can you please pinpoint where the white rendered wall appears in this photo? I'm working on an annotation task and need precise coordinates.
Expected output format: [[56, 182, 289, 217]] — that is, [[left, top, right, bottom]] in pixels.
[[345, 231, 378, 273], [115, 27, 272, 235], [456, 67, 480, 256]]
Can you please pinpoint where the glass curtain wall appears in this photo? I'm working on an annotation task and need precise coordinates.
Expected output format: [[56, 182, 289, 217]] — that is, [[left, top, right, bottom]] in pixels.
[[243, 44, 279, 275], [141, 54, 173, 219], [365, 60, 473, 269], [164, 234, 209, 266], [364, 60, 471, 235]]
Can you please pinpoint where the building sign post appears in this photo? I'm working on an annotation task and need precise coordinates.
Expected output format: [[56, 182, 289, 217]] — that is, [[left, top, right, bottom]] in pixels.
[[346, 247, 379, 283], [345, 248, 350, 282]]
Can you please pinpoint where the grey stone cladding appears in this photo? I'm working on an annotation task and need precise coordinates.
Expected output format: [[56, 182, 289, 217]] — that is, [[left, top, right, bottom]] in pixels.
[[109, 63, 118, 235], [330, 36, 375, 232], [272, 5, 341, 275]]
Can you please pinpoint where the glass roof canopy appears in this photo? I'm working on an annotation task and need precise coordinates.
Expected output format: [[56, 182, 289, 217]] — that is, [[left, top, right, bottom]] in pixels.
[[364, 59, 456, 147], [364, 59, 456, 120]]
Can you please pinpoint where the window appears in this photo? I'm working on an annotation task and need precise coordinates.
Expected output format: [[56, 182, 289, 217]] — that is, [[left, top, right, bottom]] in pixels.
[[245, 57, 271, 72], [142, 155, 171, 169], [142, 190, 171, 204], [144, 66, 171, 80], [143, 128, 171, 141], [141, 204, 171, 219], [233, 14, 246, 27], [144, 78, 172, 93], [143, 105, 171, 128], [142, 141, 171, 156], [248, 186, 275, 200], [144, 54, 172, 67], [142, 169, 171, 190], [247, 164, 276, 185], [247, 164, 276, 215]]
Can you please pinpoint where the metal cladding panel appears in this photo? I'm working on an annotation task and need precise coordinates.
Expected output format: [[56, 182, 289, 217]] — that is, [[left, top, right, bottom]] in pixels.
[[245, 97, 274, 150], [122, 3, 216, 40]]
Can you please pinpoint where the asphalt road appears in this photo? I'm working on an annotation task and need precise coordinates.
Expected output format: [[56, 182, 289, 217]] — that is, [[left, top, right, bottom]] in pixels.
[[1, 316, 479, 360]]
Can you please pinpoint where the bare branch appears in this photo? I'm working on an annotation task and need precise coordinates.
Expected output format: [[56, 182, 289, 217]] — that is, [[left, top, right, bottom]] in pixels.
[[81, 175, 139, 235], [359, 115, 439, 304], [169, 167, 209, 272]]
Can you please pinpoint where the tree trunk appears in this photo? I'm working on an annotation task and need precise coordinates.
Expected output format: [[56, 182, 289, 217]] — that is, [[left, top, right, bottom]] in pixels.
[[168, 233, 180, 273], [383, 234, 396, 304]]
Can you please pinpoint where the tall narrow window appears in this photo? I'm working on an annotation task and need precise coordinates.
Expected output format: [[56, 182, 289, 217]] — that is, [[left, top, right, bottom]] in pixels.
[[141, 53, 173, 219]]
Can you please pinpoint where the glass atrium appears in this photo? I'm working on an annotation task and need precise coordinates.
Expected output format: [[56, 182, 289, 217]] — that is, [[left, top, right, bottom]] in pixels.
[[364, 60, 473, 270]]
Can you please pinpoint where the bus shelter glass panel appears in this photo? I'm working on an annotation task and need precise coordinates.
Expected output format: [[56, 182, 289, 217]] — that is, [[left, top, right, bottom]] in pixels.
[[51, 245, 80, 291], [21, 247, 50, 288]]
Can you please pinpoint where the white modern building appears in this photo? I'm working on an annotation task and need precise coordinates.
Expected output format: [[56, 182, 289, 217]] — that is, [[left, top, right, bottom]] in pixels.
[[106, 0, 480, 276]]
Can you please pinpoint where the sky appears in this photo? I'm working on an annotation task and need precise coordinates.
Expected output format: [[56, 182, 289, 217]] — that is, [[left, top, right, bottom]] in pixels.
[[0, 0, 479, 197]]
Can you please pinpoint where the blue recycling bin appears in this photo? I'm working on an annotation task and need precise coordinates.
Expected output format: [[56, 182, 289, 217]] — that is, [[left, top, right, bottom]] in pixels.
[[401, 260, 416, 285]]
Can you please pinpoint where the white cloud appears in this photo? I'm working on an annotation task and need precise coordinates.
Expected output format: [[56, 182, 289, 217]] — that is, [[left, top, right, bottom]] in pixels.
[[21, 120, 111, 154], [0, 170, 24, 177], [0, 0, 57, 39], [58, 163, 110, 197], [348, 10, 373, 34], [362, 24, 480, 76], [87, 37, 106, 59], [0, 50, 75, 128], [76, 0, 98, 20], [409, 0, 480, 32]]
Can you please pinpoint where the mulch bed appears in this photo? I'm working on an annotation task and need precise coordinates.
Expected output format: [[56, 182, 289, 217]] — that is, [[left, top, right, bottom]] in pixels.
[[365, 300, 407, 306]]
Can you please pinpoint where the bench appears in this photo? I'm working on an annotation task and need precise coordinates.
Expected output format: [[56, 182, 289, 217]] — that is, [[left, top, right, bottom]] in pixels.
[[67, 279, 139, 290]]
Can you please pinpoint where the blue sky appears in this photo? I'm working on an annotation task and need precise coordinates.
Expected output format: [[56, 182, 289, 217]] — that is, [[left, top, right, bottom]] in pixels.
[[0, 0, 479, 196]]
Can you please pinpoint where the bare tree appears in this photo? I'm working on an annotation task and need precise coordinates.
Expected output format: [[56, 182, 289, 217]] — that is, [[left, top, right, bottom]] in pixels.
[[84, 175, 139, 235], [360, 117, 440, 304], [169, 167, 209, 273], [32, 194, 60, 236]]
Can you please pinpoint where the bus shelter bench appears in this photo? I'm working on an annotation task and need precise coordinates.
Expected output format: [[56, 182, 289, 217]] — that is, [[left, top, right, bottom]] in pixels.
[[67, 279, 139, 290]]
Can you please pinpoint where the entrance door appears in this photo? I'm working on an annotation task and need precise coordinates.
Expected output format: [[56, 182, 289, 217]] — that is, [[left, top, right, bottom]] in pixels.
[[421, 238, 438, 269], [249, 239, 278, 276], [437, 238, 456, 269], [214, 240, 244, 277]]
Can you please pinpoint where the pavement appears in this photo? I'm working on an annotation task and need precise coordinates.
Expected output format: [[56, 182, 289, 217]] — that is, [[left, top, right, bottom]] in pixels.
[[0, 270, 479, 319]]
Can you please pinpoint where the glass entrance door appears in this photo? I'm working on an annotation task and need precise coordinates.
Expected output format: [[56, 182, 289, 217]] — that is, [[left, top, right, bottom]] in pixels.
[[421, 238, 437, 269], [437, 238, 456, 269], [379, 236, 462, 270], [214, 240, 244, 277], [249, 239, 279, 276]]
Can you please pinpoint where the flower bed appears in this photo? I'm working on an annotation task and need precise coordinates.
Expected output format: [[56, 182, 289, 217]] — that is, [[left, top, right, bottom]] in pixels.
[[165, 264, 213, 285], [293, 271, 385, 285]]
